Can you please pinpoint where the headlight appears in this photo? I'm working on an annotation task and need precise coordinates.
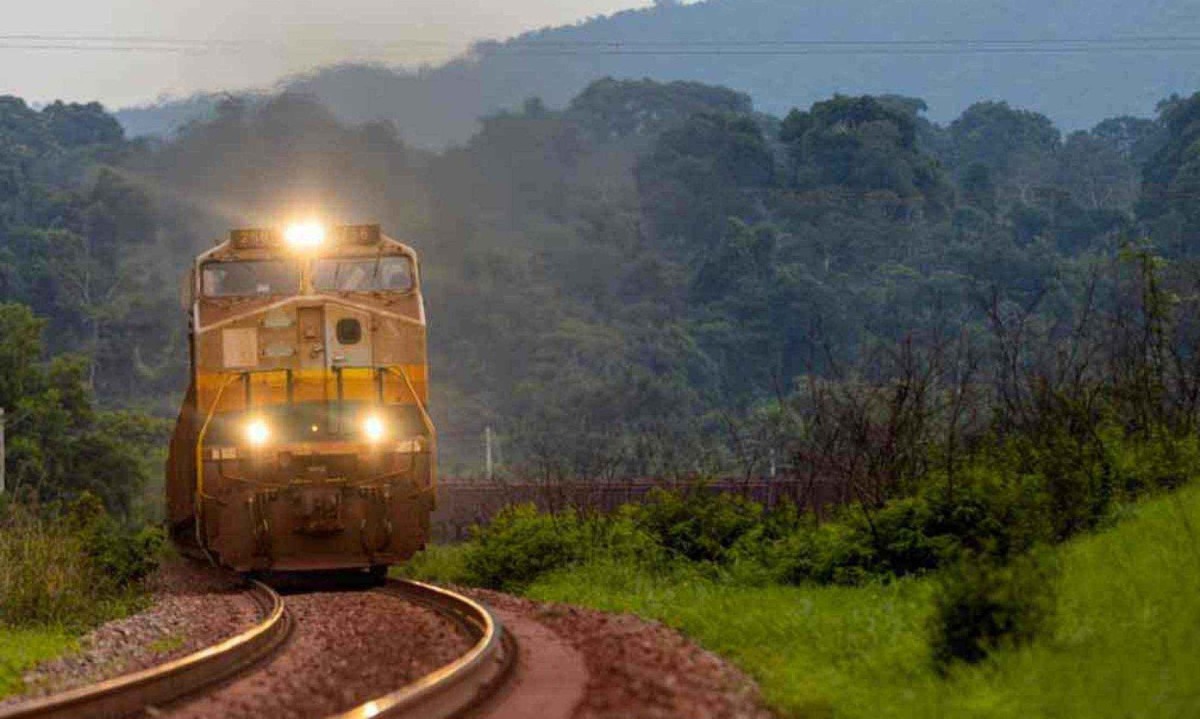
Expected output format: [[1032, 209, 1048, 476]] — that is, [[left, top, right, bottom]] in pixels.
[[363, 414, 386, 442], [284, 221, 325, 250], [245, 418, 271, 446]]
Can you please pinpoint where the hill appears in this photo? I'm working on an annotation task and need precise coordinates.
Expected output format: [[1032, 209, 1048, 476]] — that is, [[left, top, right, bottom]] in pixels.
[[116, 0, 1200, 147]]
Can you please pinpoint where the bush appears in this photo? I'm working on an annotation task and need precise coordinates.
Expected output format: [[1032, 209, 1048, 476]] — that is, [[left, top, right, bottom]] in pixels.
[[88, 523, 166, 586], [630, 487, 764, 563], [0, 493, 162, 629], [463, 504, 583, 590], [1107, 428, 1199, 496], [768, 519, 875, 585], [929, 551, 1057, 669]]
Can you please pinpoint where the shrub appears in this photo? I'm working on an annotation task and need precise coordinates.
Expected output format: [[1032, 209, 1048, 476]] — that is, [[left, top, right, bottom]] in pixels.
[[1107, 428, 1199, 496], [929, 551, 1057, 669], [850, 497, 952, 577], [581, 510, 665, 565], [630, 487, 764, 563], [88, 522, 166, 586], [771, 519, 876, 585], [0, 493, 162, 629], [462, 504, 583, 590]]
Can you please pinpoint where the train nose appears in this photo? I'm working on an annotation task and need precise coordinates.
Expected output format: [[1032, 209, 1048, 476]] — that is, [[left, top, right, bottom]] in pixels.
[[292, 486, 344, 536]]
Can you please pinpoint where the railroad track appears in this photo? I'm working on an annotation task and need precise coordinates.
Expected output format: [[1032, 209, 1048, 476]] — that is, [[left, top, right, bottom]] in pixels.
[[333, 579, 515, 719], [0, 577, 513, 719], [0, 580, 290, 719]]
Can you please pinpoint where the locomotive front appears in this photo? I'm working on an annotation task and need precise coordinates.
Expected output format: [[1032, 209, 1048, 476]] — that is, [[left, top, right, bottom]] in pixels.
[[166, 223, 435, 574]]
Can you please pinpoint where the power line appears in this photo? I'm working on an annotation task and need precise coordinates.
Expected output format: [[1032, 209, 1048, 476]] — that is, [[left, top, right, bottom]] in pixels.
[[2, 33, 1200, 56]]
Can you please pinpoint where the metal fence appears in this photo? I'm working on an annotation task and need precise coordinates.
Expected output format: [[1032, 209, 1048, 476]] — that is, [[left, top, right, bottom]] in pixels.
[[431, 474, 848, 541]]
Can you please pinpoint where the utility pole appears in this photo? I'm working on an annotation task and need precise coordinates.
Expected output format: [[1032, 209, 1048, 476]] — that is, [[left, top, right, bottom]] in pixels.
[[0, 408, 6, 495], [485, 425, 494, 481]]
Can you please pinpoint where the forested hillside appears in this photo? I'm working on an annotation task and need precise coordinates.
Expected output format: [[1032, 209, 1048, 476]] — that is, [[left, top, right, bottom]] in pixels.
[[6, 79, 1200, 486], [116, 0, 1200, 148]]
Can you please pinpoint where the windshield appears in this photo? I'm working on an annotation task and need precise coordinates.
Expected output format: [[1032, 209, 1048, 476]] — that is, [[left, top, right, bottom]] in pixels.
[[313, 256, 414, 292], [202, 261, 300, 298]]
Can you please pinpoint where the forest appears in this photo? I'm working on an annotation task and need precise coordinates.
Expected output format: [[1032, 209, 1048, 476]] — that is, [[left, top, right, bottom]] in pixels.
[[4, 78, 1200, 515], [116, 0, 1200, 148]]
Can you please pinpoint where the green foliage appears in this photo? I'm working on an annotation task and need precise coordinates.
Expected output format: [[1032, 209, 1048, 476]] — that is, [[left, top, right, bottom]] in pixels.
[[0, 627, 76, 698], [526, 482, 1200, 719], [929, 552, 1057, 668], [0, 494, 160, 629], [1139, 92, 1200, 252], [0, 303, 169, 517], [462, 504, 584, 590], [397, 543, 473, 585], [567, 78, 753, 142], [628, 487, 765, 563]]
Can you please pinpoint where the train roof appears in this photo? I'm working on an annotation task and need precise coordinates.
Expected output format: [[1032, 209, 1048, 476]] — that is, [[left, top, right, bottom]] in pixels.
[[197, 223, 418, 263]]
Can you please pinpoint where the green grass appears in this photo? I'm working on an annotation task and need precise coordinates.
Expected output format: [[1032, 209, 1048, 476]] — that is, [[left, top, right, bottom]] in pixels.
[[523, 484, 1200, 718], [0, 628, 77, 698], [146, 634, 185, 655], [395, 542, 473, 584]]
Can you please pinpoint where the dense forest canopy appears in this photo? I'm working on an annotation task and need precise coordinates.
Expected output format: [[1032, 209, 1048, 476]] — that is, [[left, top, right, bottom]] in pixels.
[[5, 78, 1200, 500], [116, 0, 1200, 148]]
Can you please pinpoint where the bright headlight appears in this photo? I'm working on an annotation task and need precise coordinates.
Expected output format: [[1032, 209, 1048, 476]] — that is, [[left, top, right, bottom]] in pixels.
[[284, 221, 325, 250], [363, 414, 386, 442], [245, 418, 270, 446]]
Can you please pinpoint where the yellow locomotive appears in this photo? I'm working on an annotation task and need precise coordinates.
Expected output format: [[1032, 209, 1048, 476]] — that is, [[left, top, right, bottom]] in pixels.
[[166, 222, 435, 576]]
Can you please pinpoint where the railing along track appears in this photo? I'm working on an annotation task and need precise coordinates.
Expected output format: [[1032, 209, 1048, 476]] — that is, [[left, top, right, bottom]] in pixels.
[[0, 580, 290, 719], [331, 579, 515, 719]]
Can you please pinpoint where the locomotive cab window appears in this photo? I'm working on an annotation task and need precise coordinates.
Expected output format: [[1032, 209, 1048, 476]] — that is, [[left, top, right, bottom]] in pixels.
[[336, 318, 362, 344], [202, 261, 300, 297], [313, 256, 414, 293]]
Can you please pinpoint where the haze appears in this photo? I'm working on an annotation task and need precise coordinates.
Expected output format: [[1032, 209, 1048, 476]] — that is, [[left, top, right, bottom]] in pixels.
[[0, 0, 652, 108]]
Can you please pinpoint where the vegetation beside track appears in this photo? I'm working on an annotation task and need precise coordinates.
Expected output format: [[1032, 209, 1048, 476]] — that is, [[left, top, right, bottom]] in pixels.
[[0, 494, 166, 698], [530, 484, 1200, 718], [0, 628, 76, 698], [407, 481, 1200, 718]]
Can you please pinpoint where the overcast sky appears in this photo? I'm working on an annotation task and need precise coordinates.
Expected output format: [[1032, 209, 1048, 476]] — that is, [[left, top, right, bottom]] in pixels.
[[1, 0, 651, 109]]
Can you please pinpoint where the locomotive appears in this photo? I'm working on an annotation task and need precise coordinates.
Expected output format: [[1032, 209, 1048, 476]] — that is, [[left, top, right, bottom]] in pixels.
[[166, 222, 435, 577]]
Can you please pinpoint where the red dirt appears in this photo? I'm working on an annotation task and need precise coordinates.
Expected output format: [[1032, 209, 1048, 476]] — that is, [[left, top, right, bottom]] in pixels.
[[468, 590, 774, 719]]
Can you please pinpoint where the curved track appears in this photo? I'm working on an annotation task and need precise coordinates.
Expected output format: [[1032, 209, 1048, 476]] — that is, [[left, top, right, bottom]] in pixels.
[[0, 580, 291, 719], [0, 578, 514, 719], [331, 579, 516, 719]]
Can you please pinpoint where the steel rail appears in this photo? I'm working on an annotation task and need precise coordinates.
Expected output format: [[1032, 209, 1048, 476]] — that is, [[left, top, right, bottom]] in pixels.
[[331, 579, 515, 719], [0, 579, 291, 719]]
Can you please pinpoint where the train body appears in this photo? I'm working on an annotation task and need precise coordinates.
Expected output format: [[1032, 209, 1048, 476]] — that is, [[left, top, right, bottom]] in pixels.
[[166, 223, 435, 573]]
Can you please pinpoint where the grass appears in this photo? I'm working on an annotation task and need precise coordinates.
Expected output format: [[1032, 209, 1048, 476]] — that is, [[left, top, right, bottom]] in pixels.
[[397, 542, 472, 584], [518, 483, 1200, 718], [147, 634, 186, 655], [0, 628, 77, 698]]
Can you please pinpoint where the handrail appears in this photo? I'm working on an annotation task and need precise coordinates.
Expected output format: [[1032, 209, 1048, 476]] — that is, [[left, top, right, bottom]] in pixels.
[[385, 366, 435, 441], [194, 374, 240, 561]]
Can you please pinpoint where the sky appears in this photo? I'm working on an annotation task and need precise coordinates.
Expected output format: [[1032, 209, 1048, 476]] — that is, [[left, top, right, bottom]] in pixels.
[[0, 0, 652, 110]]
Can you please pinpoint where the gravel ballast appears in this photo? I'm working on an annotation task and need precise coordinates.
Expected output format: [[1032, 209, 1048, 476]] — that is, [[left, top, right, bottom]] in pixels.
[[1, 559, 259, 704], [163, 589, 474, 718]]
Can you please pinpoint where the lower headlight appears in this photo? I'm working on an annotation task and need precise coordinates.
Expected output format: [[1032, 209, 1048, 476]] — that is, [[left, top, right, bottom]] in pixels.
[[363, 414, 386, 442], [245, 418, 270, 446]]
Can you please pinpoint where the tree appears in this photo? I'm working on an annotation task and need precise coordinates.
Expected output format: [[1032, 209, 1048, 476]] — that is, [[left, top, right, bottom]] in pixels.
[[0, 303, 45, 410], [1138, 92, 1200, 254], [948, 102, 1061, 204], [781, 95, 952, 220], [635, 111, 773, 254]]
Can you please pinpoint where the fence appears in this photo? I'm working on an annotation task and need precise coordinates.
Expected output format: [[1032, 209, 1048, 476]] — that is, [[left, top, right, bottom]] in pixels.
[[431, 474, 848, 541]]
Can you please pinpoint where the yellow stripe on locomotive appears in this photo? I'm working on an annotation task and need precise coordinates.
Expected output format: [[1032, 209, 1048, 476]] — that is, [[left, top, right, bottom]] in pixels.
[[166, 222, 436, 574]]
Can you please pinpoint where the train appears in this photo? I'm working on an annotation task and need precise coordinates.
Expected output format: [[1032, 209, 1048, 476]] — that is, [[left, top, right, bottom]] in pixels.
[[165, 222, 435, 578]]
